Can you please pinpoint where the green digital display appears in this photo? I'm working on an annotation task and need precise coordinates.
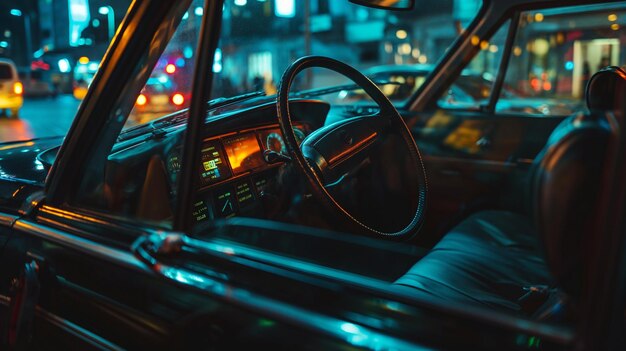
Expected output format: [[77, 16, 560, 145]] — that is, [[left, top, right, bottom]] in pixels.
[[235, 181, 254, 208]]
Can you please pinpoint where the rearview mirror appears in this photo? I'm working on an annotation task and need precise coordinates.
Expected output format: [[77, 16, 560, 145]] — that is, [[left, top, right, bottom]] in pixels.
[[349, 0, 414, 11]]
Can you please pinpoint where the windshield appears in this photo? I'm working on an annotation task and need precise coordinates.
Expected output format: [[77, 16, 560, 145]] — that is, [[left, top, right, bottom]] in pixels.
[[122, 0, 483, 130]]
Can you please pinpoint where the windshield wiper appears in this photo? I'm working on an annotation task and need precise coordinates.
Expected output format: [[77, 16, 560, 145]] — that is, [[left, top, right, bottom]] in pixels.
[[291, 80, 400, 99], [207, 90, 266, 109]]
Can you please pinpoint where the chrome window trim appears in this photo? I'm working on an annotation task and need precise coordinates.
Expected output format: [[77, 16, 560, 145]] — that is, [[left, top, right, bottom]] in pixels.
[[13, 219, 150, 274], [0, 212, 18, 227]]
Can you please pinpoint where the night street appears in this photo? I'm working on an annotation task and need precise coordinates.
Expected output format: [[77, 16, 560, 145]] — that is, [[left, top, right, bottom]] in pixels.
[[0, 95, 78, 142]]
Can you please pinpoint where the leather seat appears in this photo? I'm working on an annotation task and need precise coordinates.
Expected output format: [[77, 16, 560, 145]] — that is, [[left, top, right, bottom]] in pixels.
[[396, 211, 552, 312], [396, 67, 626, 313]]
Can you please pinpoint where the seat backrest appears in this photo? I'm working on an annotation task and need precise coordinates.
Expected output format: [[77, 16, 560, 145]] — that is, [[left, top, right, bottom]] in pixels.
[[532, 66, 626, 299]]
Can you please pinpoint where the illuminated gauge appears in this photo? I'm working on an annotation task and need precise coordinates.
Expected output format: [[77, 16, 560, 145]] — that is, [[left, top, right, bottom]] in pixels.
[[167, 151, 182, 174], [293, 128, 306, 144], [266, 132, 287, 154]]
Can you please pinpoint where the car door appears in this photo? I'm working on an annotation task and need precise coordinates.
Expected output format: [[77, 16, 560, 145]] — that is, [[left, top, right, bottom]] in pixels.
[[0, 0, 209, 349], [404, 1, 626, 240]]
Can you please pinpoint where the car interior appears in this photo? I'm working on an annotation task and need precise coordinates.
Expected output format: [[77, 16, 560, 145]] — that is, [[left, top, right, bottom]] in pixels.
[[34, 0, 625, 329]]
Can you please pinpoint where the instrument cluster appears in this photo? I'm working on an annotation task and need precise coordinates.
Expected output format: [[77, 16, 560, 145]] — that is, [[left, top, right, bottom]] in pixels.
[[192, 124, 308, 224]]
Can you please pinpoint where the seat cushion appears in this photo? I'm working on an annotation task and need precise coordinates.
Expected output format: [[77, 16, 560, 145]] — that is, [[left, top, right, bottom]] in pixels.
[[395, 210, 553, 312]]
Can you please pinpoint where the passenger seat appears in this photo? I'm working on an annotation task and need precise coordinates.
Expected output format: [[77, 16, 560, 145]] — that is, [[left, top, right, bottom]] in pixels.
[[395, 66, 626, 315]]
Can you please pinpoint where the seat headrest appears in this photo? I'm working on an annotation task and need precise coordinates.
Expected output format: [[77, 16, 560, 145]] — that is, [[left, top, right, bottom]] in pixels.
[[586, 66, 626, 112]]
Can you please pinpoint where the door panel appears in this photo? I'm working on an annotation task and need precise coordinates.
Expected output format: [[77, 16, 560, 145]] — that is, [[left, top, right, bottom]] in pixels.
[[0, 218, 178, 350], [404, 109, 563, 241]]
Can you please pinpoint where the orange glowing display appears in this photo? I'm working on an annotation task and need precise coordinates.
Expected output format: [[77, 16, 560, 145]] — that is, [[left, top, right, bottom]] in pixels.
[[223, 133, 264, 174]]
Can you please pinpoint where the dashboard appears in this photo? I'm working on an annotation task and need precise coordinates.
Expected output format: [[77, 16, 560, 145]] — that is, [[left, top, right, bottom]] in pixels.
[[192, 123, 310, 225], [107, 99, 329, 226]]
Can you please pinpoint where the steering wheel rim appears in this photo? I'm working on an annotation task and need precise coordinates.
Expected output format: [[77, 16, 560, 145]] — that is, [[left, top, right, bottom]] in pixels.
[[277, 55, 427, 239]]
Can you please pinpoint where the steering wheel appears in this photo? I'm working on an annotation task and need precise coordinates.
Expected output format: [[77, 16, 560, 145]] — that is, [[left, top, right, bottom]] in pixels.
[[277, 56, 427, 239]]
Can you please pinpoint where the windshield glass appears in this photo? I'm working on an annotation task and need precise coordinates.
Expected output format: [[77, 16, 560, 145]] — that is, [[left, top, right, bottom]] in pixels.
[[212, 0, 483, 106], [121, 0, 483, 130]]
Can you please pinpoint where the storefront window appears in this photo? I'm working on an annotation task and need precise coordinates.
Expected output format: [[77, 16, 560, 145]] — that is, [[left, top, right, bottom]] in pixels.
[[497, 4, 626, 116]]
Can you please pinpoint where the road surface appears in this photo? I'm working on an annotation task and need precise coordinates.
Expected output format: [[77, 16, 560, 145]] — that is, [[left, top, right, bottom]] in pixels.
[[0, 95, 81, 143]]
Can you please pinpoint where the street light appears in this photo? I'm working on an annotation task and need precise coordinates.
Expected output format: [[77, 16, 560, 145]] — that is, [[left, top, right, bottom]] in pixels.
[[98, 6, 115, 41]]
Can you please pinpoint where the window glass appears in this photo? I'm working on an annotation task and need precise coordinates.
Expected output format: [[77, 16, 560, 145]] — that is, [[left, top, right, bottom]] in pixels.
[[0, 64, 13, 80], [498, 4, 626, 116], [0, 2, 131, 142], [74, 1, 202, 228], [211, 0, 483, 106], [124, 11, 199, 127], [437, 21, 509, 110]]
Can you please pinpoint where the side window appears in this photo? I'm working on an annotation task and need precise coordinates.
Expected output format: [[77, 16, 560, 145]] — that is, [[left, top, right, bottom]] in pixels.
[[74, 1, 203, 229], [497, 4, 626, 116], [437, 21, 510, 110]]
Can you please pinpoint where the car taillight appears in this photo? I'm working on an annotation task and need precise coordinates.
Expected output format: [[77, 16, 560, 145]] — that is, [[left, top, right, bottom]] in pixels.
[[13, 82, 23, 95], [136, 94, 147, 106], [172, 93, 184, 106]]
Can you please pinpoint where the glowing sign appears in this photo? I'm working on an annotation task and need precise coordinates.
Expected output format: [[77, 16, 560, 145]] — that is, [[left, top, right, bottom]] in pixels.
[[275, 0, 295, 18], [69, 0, 91, 47]]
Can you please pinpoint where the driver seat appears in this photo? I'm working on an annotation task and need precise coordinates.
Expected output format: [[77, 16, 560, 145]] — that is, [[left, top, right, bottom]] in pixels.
[[395, 66, 626, 314]]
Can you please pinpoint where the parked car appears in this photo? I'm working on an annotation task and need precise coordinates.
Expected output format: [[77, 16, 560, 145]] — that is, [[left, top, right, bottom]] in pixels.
[[341, 64, 585, 116], [130, 76, 188, 124], [0, 59, 23, 117], [0, 0, 625, 350]]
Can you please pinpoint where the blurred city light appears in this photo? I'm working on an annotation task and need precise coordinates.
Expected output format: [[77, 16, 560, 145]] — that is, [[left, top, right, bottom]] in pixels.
[[98, 6, 110, 15], [396, 30, 408, 39], [275, 0, 295, 18], [608, 13, 618, 21], [58, 58, 72, 73], [234, 0, 248, 6], [69, 0, 90, 47], [399, 43, 411, 55], [78, 56, 90, 64], [165, 63, 177, 74], [532, 38, 550, 55], [183, 46, 194, 59], [13, 82, 23, 95], [213, 48, 223, 73], [172, 93, 185, 106], [195, 7, 204, 16], [10, 9, 22, 17], [0, 41, 8, 48], [182, 12, 189, 20], [136, 94, 147, 106]]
